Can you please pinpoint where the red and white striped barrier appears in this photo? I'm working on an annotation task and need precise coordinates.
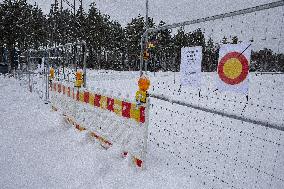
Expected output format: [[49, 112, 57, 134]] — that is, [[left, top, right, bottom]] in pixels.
[[50, 81, 149, 169]]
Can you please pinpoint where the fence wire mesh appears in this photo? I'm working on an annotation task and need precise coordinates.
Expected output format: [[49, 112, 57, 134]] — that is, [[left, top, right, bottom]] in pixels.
[[142, 2, 284, 188]]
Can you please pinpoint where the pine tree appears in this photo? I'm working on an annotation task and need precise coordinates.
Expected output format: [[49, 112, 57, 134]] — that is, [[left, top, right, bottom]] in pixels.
[[202, 37, 219, 72], [85, 3, 109, 69], [151, 21, 173, 72], [57, 9, 73, 45], [251, 48, 277, 72], [231, 36, 238, 44], [221, 36, 228, 44], [0, 0, 47, 72], [125, 15, 145, 70], [106, 20, 125, 70]]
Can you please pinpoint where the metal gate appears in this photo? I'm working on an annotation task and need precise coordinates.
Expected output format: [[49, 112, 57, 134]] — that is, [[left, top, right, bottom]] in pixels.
[[17, 41, 87, 103]]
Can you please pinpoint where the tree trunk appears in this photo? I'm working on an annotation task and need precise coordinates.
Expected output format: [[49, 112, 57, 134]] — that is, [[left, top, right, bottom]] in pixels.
[[97, 50, 101, 70], [7, 45, 14, 73]]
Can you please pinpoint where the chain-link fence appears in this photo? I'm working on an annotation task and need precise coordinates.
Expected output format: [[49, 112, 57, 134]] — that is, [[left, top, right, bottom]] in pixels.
[[140, 1, 284, 188]]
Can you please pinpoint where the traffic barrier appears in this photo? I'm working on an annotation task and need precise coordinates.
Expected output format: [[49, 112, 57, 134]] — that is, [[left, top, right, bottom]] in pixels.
[[49, 81, 149, 168]]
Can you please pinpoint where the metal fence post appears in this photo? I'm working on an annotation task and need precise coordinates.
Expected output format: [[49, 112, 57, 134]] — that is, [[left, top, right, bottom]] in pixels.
[[82, 41, 87, 88], [45, 50, 50, 104], [140, 36, 144, 76], [27, 50, 32, 92], [142, 98, 151, 170]]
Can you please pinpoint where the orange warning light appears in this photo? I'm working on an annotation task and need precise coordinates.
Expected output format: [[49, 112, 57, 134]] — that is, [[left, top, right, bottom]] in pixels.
[[138, 75, 150, 92]]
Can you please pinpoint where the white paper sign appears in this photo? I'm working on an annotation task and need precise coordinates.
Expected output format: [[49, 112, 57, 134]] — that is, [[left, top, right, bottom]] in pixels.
[[180, 46, 202, 88]]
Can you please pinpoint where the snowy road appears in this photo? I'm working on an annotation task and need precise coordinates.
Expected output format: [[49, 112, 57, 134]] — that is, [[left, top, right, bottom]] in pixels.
[[0, 77, 198, 189]]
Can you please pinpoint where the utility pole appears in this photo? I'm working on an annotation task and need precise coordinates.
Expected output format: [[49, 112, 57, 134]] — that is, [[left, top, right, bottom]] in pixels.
[[79, 0, 83, 12], [73, 0, 76, 69], [146, 0, 149, 31], [145, 0, 149, 73], [52, 0, 59, 47], [73, 0, 76, 16], [60, 0, 63, 12]]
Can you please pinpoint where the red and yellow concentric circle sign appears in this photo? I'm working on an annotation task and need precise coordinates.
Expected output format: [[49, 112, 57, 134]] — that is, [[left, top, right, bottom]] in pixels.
[[218, 52, 249, 85]]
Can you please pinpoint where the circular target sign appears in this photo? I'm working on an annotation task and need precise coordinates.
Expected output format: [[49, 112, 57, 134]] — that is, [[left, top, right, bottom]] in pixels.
[[218, 52, 249, 85]]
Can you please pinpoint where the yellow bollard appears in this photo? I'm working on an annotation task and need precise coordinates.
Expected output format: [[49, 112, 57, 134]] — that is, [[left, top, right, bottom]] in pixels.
[[74, 70, 83, 88], [49, 67, 55, 81]]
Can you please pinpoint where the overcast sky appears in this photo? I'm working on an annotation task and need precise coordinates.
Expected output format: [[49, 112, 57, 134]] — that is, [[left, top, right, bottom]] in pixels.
[[24, 0, 276, 26]]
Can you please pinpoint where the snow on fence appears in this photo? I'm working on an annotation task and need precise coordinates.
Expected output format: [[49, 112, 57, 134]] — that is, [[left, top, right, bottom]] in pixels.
[[49, 81, 149, 168]]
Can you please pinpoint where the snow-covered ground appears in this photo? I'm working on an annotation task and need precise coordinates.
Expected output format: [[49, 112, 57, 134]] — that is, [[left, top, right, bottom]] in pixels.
[[1, 70, 284, 189], [0, 75, 199, 188]]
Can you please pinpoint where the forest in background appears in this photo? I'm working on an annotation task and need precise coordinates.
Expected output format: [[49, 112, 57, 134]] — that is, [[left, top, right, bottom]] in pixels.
[[0, 0, 283, 72]]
